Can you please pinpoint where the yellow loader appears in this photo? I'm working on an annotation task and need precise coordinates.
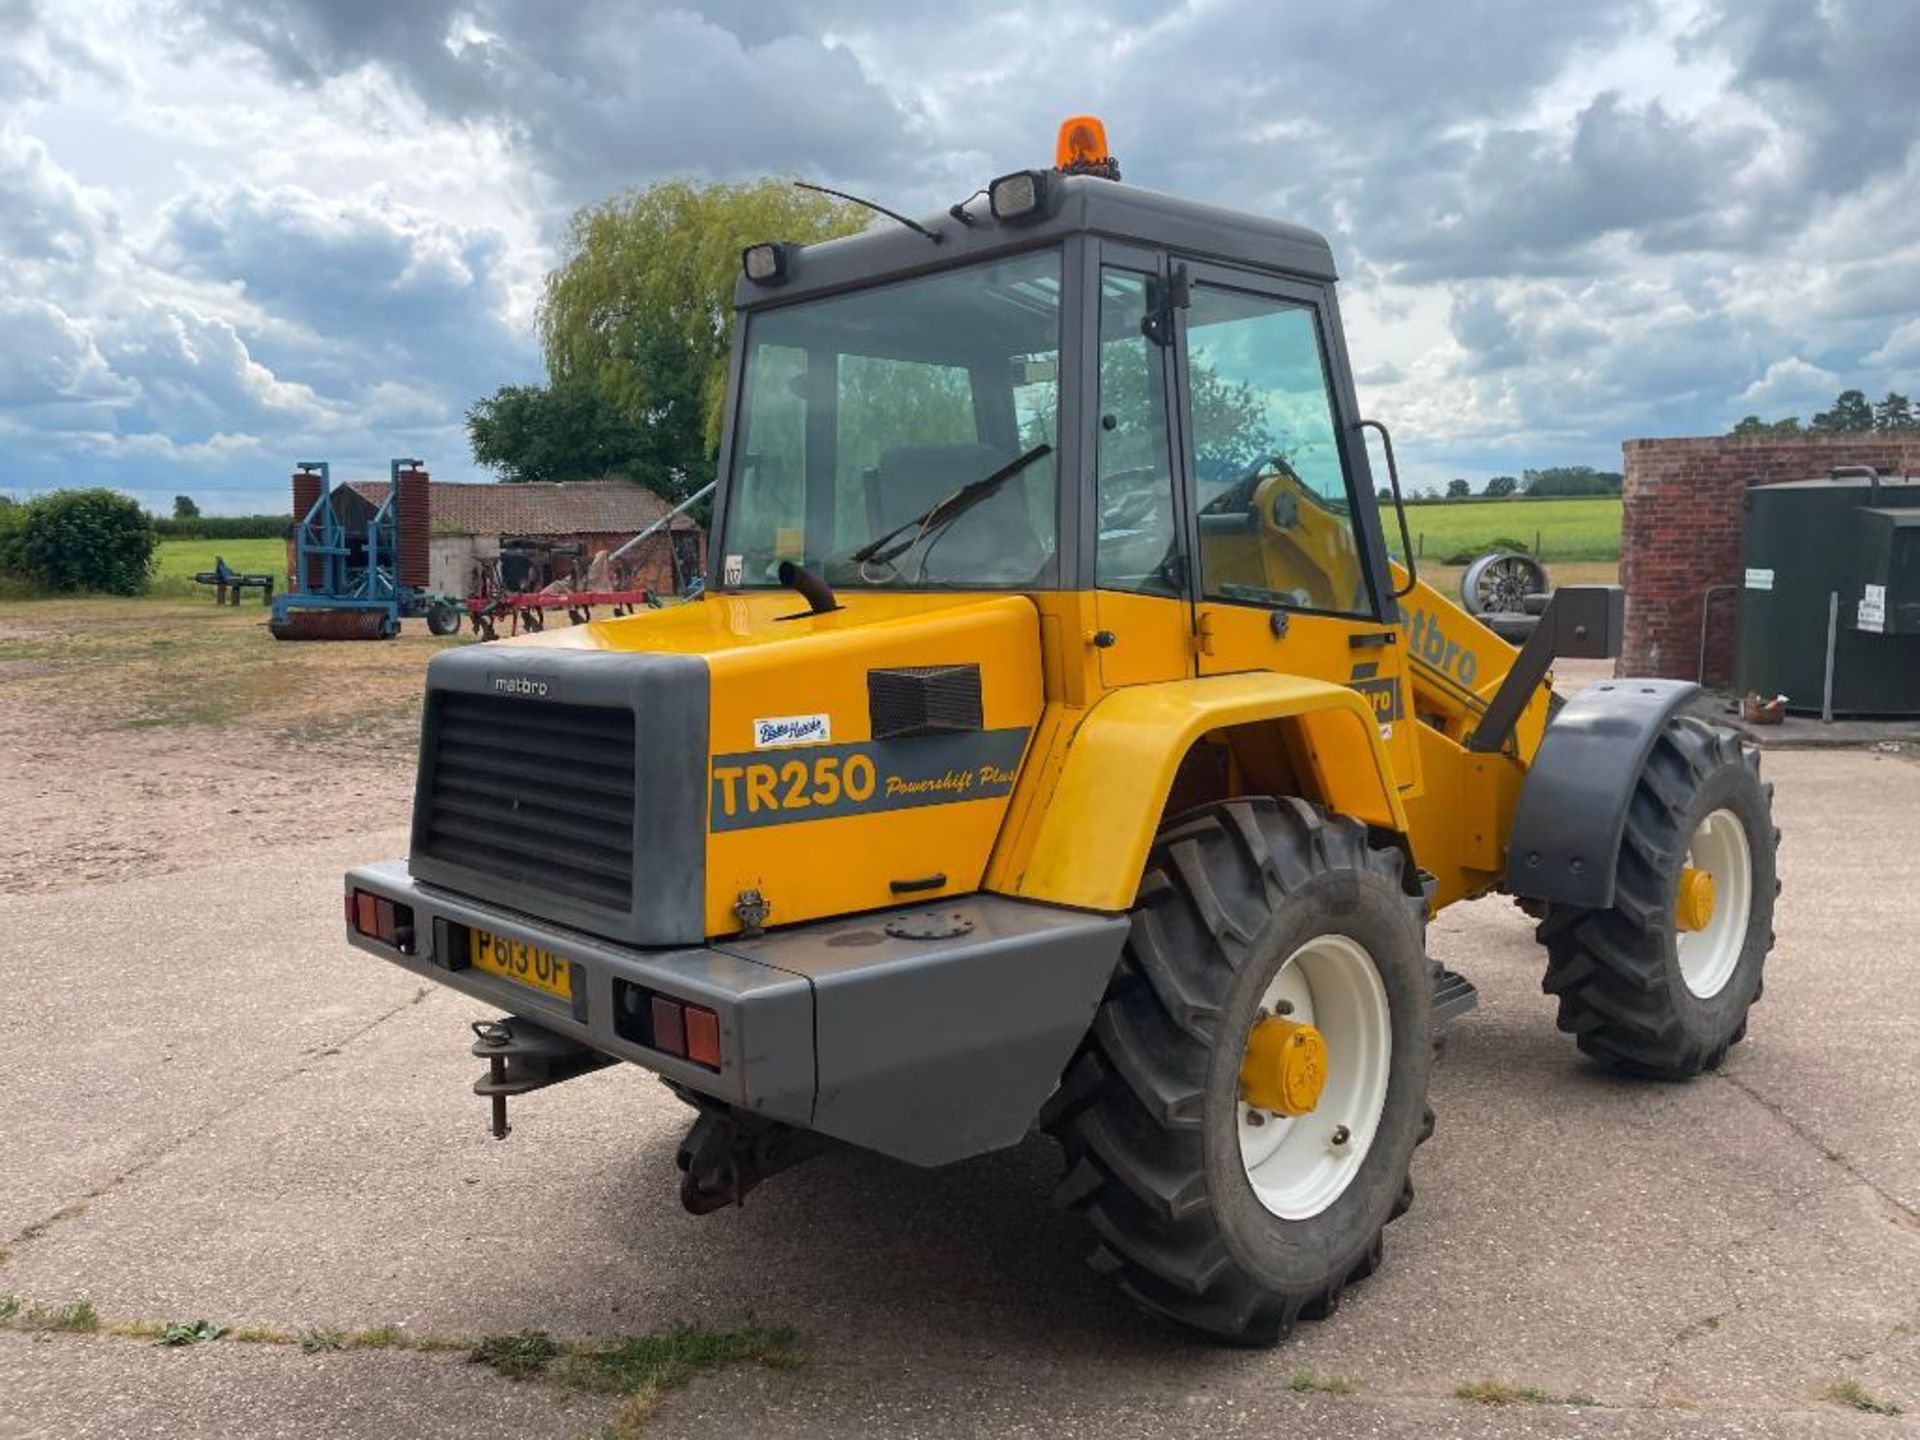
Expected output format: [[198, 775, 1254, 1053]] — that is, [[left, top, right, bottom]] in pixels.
[[344, 119, 1779, 1343]]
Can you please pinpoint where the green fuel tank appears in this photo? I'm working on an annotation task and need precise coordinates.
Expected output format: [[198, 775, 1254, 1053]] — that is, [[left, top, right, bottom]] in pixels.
[[1737, 469, 1920, 717]]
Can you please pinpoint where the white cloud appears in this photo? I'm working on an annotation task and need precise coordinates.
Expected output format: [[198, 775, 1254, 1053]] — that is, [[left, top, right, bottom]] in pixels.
[[0, 0, 1915, 508], [1736, 356, 1841, 414]]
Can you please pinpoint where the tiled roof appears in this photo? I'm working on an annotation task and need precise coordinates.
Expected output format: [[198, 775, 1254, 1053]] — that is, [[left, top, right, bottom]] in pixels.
[[343, 478, 693, 538]]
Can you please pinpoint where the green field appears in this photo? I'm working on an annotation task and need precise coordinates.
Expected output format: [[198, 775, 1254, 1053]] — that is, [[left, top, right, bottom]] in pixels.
[[142, 510, 1615, 600], [1393, 497, 1621, 563], [149, 538, 287, 597]]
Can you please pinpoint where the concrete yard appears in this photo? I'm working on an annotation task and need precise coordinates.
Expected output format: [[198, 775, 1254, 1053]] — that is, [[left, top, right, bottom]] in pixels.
[[3, 611, 1918, 1436]]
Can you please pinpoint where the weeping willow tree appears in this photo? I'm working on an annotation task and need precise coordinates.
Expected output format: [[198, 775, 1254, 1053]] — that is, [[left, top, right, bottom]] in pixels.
[[527, 179, 869, 496]]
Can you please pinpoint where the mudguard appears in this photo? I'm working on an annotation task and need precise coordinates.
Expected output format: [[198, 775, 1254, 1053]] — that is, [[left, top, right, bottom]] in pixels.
[[1008, 672, 1408, 914], [1505, 678, 1699, 909]]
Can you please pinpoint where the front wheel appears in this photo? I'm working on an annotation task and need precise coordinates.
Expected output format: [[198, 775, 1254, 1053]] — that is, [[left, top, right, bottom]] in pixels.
[[1538, 718, 1778, 1078], [1043, 798, 1434, 1344]]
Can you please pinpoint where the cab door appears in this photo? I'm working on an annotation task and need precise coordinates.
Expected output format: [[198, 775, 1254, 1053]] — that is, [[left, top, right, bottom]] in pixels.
[[1171, 261, 1418, 787], [1086, 243, 1191, 689]]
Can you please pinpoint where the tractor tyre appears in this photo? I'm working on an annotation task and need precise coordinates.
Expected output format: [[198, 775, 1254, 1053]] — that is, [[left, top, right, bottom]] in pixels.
[[1043, 797, 1434, 1345], [1538, 718, 1778, 1079]]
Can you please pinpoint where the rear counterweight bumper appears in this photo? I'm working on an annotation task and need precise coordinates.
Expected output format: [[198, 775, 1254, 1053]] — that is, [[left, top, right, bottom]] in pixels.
[[344, 861, 1127, 1166]]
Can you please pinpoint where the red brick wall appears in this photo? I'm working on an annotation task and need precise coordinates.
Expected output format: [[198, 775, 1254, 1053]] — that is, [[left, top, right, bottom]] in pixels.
[[1620, 435, 1920, 684]]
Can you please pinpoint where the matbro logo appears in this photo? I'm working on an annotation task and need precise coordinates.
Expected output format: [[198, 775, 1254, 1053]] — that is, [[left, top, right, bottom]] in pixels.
[[489, 674, 553, 699]]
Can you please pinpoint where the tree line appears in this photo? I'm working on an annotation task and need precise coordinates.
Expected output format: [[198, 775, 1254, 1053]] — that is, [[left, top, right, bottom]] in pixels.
[[1730, 389, 1916, 436], [1382, 467, 1624, 503]]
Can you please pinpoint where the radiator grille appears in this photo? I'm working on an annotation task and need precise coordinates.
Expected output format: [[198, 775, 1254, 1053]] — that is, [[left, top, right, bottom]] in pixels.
[[417, 691, 636, 910]]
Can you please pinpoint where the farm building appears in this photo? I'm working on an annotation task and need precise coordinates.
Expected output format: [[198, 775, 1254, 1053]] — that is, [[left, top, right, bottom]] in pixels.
[[340, 476, 703, 600]]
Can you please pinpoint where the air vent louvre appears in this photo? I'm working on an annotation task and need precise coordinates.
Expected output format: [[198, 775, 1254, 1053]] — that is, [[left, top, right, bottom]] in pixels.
[[868, 664, 983, 741]]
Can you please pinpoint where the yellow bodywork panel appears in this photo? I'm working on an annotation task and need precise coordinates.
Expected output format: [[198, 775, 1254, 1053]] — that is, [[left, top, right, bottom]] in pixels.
[[520, 590, 1044, 936], [495, 558, 1555, 929], [1387, 562, 1553, 910], [1006, 671, 1406, 913]]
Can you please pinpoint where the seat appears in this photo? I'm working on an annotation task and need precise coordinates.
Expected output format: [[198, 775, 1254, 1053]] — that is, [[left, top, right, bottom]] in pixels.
[[866, 443, 1050, 583]]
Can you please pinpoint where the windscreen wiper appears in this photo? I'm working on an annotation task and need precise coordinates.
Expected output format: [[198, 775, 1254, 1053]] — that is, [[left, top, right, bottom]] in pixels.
[[850, 443, 1053, 567]]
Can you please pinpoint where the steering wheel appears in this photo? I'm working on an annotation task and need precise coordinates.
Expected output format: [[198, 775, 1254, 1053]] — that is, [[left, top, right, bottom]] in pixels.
[[1097, 466, 1167, 534]]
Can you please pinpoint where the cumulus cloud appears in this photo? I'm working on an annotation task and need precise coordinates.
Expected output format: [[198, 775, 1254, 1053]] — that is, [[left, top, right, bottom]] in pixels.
[[0, 127, 114, 273], [151, 182, 532, 396], [0, 0, 1917, 506], [0, 296, 136, 413], [179, 0, 927, 204], [1737, 357, 1842, 415]]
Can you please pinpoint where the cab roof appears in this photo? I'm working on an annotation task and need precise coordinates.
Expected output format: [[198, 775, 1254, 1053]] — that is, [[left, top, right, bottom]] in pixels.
[[733, 173, 1338, 310]]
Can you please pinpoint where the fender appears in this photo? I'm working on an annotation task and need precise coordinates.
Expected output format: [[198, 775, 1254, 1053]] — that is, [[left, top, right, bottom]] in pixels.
[[1008, 672, 1408, 913], [1505, 678, 1699, 909]]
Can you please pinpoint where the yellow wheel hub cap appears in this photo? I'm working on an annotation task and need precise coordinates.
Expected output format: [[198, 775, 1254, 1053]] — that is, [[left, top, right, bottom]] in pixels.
[[1676, 866, 1717, 932], [1239, 1016, 1328, 1117]]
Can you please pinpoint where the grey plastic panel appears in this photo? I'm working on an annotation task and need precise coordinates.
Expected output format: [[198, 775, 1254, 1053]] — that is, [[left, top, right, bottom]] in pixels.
[[407, 644, 709, 946], [1505, 679, 1699, 908], [717, 896, 1128, 1166], [731, 174, 1336, 314], [347, 861, 815, 1122]]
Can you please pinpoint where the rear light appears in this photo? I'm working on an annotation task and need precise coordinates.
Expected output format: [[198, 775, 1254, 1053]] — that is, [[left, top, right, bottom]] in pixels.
[[618, 985, 722, 1071], [683, 1006, 721, 1068], [649, 995, 685, 1057], [348, 888, 415, 953]]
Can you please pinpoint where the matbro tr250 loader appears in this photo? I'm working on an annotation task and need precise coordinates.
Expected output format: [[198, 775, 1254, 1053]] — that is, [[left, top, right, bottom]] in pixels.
[[344, 119, 1780, 1343]]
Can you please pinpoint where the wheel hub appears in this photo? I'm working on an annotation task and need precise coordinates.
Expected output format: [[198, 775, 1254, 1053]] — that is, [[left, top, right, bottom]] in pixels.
[[1239, 1016, 1328, 1118], [1676, 866, 1716, 932]]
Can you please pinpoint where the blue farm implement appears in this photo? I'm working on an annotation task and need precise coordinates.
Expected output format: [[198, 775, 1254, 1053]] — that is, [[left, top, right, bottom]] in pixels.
[[270, 460, 456, 641]]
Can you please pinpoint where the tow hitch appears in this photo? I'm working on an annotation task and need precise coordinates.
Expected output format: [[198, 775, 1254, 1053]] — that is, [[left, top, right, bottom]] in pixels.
[[470, 1017, 616, 1139], [673, 1095, 831, 1214]]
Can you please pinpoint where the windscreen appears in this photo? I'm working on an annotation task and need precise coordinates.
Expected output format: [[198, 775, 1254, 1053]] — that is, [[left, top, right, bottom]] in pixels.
[[719, 248, 1062, 590]]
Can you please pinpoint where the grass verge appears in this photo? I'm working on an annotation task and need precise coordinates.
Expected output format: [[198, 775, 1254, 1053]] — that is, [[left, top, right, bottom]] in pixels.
[[1453, 1377, 1596, 1407], [469, 1320, 802, 1436], [1287, 1368, 1358, 1395], [1826, 1379, 1904, 1416], [1, 1295, 799, 1435]]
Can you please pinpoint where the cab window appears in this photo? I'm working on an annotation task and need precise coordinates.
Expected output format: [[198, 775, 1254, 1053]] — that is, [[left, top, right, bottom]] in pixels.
[[1186, 285, 1371, 617], [1094, 269, 1180, 595]]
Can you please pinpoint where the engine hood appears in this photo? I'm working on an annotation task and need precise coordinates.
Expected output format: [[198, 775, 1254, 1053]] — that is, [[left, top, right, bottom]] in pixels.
[[434, 591, 1047, 939]]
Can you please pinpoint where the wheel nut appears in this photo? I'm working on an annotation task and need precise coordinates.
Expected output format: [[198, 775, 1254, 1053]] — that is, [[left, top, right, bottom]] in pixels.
[[1331, 1125, 1351, 1147], [1246, 1111, 1266, 1128], [1274, 1000, 1295, 1016]]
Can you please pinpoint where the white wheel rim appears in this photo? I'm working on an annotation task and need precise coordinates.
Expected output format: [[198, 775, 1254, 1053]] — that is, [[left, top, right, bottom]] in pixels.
[[1237, 935, 1392, 1221], [1676, 808, 1753, 999]]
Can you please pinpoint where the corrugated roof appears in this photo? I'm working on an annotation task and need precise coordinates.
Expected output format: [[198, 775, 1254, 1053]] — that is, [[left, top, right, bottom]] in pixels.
[[343, 478, 693, 538]]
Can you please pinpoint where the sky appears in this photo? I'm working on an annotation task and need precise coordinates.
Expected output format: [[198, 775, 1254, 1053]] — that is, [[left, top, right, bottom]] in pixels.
[[1, 0, 1917, 513]]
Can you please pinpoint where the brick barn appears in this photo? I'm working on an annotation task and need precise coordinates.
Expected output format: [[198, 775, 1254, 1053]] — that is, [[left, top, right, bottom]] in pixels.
[[341, 477, 704, 600]]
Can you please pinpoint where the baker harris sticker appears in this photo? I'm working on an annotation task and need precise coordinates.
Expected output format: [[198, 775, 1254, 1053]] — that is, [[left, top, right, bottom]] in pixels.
[[753, 713, 831, 748], [710, 728, 1030, 831]]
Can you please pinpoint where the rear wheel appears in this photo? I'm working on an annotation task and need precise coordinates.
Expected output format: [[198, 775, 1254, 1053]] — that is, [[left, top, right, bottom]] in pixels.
[[1539, 718, 1778, 1078], [1043, 798, 1434, 1344]]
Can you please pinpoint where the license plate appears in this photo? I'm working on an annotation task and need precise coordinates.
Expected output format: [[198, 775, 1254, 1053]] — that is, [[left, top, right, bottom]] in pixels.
[[469, 929, 573, 1001]]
